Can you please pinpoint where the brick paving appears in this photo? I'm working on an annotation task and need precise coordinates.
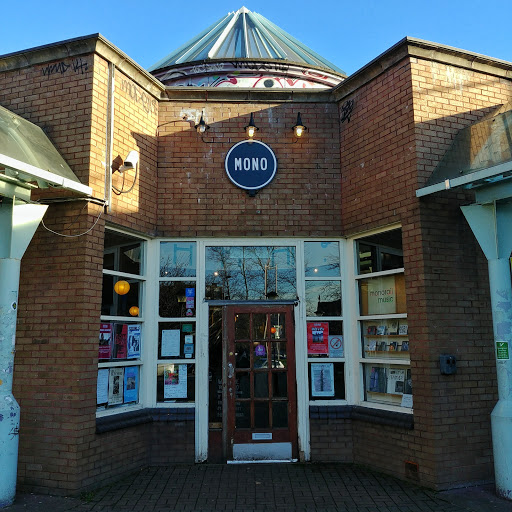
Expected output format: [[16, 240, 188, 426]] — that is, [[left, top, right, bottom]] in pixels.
[[5, 463, 512, 512]]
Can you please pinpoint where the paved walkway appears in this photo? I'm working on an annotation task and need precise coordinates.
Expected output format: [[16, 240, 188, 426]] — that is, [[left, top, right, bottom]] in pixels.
[[5, 463, 512, 512]]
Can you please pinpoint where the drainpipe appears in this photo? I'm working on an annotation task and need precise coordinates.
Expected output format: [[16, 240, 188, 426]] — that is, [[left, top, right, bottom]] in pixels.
[[0, 197, 48, 508], [462, 201, 512, 500], [105, 61, 114, 212]]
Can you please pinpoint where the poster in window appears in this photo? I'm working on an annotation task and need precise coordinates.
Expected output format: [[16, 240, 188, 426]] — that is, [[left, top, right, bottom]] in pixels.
[[127, 325, 141, 359], [97, 368, 109, 405], [108, 367, 124, 405], [99, 323, 113, 360], [164, 364, 187, 399], [311, 363, 334, 397], [386, 368, 406, 394], [307, 322, 329, 355], [124, 366, 139, 403], [328, 335, 344, 358], [114, 324, 128, 359], [161, 329, 180, 357]]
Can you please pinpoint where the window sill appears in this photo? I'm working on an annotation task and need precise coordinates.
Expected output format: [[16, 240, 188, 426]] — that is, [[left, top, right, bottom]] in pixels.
[[309, 405, 413, 430], [96, 407, 194, 434]]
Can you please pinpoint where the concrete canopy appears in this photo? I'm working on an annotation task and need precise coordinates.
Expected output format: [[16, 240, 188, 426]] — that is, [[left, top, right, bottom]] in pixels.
[[0, 104, 92, 202], [416, 106, 512, 200]]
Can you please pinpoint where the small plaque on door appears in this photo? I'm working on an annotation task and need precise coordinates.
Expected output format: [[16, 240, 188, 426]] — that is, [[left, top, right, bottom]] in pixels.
[[252, 433, 272, 441]]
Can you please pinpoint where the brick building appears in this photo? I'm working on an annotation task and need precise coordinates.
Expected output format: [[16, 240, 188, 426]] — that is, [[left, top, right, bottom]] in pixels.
[[1, 6, 511, 500]]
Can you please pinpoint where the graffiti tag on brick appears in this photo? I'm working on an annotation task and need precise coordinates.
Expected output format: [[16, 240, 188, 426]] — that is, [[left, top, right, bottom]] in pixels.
[[340, 99, 354, 123], [121, 79, 157, 116], [42, 58, 89, 77]]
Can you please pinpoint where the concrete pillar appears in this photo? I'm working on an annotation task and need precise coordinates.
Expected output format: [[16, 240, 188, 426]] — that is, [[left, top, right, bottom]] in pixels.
[[488, 258, 512, 499], [0, 198, 47, 508], [0, 259, 21, 507], [462, 202, 512, 500]]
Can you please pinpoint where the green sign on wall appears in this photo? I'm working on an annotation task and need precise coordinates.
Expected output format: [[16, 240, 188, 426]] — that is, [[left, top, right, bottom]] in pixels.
[[496, 341, 510, 360]]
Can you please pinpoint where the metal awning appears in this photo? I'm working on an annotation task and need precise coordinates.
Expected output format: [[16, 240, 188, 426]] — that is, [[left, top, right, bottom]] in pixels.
[[416, 107, 512, 199], [0, 104, 92, 201]]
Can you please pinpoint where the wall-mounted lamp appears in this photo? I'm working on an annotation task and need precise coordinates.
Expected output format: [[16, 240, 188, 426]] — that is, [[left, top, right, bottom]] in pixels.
[[195, 113, 210, 134], [292, 112, 307, 138], [245, 112, 259, 139]]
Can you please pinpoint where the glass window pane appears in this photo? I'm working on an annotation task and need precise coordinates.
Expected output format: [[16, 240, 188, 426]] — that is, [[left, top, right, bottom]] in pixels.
[[309, 362, 345, 400], [158, 322, 195, 359], [252, 314, 267, 340], [160, 242, 196, 277], [362, 320, 409, 359], [270, 313, 285, 339], [157, 364, 195, 403], [307, 320, 344, 359], [235, 313, 250, 340], [253, 342, 268, 369], [305, 281, 342, 317], [254, 402, 269, 428], [104, 231, 143, 275], [272, 372, 287, 398], [304, 242, 340, 277], [254, 373, 269, 398], [364, 364, 412, 408], [103, 277, 142, 317], [235, 343, 251, 368], [208, 306, 223, 424], [205, 246, 296, 301], [271, 342, 287, 368], [236, 402, 251, 428], [272, 401, 288, 428], [236, 373, 250, 398], [359, 274, 406, 316], [96, 366, 140, 410], [159, 282, 196, 318], [357, 229, 403, 274]]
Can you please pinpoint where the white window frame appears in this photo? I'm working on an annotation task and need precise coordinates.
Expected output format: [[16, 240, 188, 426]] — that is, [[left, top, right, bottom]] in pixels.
[[349, 225, 412, 414], [97, 227, 150, 418]]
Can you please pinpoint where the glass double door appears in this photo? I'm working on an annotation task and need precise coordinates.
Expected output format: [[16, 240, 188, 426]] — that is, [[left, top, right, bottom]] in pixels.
[[223, 304, 297, 461]]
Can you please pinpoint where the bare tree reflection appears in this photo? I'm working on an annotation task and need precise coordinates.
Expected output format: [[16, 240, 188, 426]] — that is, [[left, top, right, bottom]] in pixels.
[[205, 246, 296, 301]]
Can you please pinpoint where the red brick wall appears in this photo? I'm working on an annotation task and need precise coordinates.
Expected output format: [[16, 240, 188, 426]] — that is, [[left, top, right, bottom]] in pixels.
[[338, 54, 511, 489], [4, 50, 161, 494], [149, 421, 195, 465], [0, 52, 102, 494], [157, 102, 341, 237], [104, 66, 159, 233], [310, 419, 353, 462], [407, 57, 510, 489], [16, 202, 104, 494]]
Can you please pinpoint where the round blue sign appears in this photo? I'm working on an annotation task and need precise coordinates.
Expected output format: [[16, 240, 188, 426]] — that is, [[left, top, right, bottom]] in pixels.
[[225, 140, 277, 192]]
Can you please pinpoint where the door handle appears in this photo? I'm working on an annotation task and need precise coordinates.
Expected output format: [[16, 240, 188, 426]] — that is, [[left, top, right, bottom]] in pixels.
[[227, 362, 234, 379]]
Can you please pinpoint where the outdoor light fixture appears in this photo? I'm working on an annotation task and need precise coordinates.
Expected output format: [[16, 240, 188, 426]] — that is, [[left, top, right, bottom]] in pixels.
[[292, 112, 307, 138], [245, 112, 259, 139], [195, 113, 209, 134]]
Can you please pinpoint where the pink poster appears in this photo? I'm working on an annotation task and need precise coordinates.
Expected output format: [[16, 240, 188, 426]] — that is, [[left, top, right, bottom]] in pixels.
[[307, 322, 329, 355], [99, 323, 112, 359]]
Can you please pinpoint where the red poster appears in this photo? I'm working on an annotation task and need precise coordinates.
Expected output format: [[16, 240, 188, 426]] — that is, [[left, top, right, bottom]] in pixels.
[[307, 322, 329, 355], [114, 324, 127, 359], [99, 323, 112, 360]]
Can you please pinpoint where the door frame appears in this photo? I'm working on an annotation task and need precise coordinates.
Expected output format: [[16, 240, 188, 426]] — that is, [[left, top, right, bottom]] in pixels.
[[223, 303, 298, 461]]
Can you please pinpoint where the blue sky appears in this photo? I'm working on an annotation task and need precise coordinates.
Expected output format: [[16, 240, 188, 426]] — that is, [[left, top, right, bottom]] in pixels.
[[1, 0, 510, 76]]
